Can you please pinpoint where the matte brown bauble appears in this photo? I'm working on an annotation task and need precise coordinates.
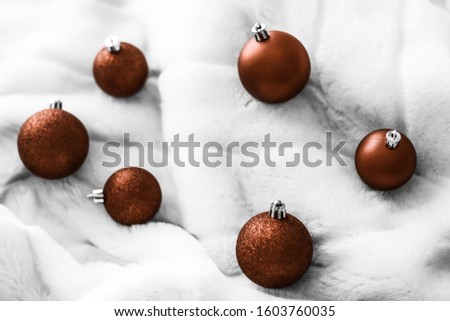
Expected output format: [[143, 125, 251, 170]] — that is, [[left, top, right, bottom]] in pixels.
[[355, 129, 417, 190], [93, 36, 148, 97], [238, 23, 310, 104], [88, 167, 162, 226], [236, 201, 313, 288], [17, 100, 89, 179]]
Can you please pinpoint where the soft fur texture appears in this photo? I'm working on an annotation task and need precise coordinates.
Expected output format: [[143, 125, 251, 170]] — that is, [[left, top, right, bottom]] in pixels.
[[1, 0, 450, 300]]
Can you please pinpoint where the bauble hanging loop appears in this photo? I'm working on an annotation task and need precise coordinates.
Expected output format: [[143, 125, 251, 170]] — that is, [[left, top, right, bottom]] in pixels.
[[238, 23, 311, 104], [87, 167, 162, 226], [355, 129, 417, 190], [269, 200, 286, 219], [252, 23, 269, 41], [236, 201, 313, 288], [17, 99, 89, 179], [385, 129, 401, 149], [93, 35, 149, 97], [104, 35, 121, 53], [87, 189, 104, 204]]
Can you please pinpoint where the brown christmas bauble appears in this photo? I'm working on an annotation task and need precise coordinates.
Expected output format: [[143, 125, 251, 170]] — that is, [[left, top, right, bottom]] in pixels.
[[17, 101, 89, 179], [238, 23, 310, 104], [236, 201, 313, 288], [88, 167, 162, 225], [355, 129, 417, 190], [93, 36, 148, 97]]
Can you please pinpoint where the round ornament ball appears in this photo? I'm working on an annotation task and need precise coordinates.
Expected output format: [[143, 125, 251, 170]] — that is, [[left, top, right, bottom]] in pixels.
[[236, 201, 313, 288], [88, 167, 162, 226], [17, 100, 89, 179], [355, 129, 416, 190], [93, 35, 148, 97], [238, 23, 310, 104]]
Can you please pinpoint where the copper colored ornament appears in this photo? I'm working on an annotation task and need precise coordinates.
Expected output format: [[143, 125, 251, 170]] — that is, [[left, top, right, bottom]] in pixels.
[[93, 35, 148, 97], [236, 201, 313, 288], [238, 23, 310, 104], [17, 100, 89, 179], [355, 129, 417, 190], [87, 167, 162, 225]]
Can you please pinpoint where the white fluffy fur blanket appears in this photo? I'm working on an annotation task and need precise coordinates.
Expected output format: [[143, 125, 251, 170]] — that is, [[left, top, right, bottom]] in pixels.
[[1, 0, 450, 300]]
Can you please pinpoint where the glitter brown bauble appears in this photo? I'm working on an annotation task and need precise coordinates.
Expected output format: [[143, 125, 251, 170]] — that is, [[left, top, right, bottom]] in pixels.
[[355, 129, 417, 190], [17, 108, 89, 179], [103, 167, 162, 225], [238, 30, 310, 104], [93, 42, 148, 97], [236, 211, 313, 288]]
